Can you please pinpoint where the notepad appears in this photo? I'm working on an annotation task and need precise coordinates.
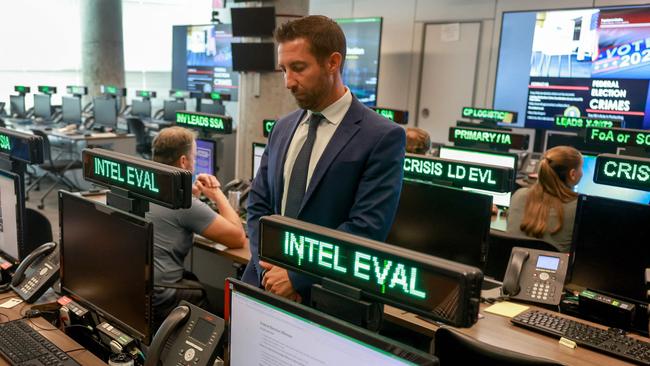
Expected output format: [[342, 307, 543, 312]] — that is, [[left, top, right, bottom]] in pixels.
[[484, 301, 529, 318]]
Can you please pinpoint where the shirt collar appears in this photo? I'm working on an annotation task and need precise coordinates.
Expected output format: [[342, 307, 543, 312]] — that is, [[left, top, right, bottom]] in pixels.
[[304, 87, 352, 126]]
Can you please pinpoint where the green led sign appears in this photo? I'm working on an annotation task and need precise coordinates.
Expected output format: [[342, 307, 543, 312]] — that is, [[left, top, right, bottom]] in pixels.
[[554, 116, 621, 130], [0, 128, 44, 164], [335, 17, 381, 24], [82, 148, 192, 209], [449, 126, 529, 150], [66, 85, 87, 96], [37, 86, 56, 95], [136, 90, 156, 98], [461, 107, 517, 123], [0, 135, 11, 151], [171, 90, 190, 99], [101, 85, 126, 96], [260, 215, 482, 327], [403, 154, 514, 192], [594, 154, 650, 192], [206, 92, 231, 101], [587, 127, 650, 148], [14, 86, 30, 94], [370, 107, 408, 124], [262, 119, 276, 137], [175, 111, 233, 134]]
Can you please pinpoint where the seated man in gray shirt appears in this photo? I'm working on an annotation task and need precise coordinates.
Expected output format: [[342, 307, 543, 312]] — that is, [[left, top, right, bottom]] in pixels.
[[147, 126, 246, 328]]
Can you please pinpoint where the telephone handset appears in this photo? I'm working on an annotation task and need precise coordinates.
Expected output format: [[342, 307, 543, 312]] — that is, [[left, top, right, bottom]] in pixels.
[[501, 247, 569, 305], [145, 301, 224, 366], [10, 242, 60, 303]]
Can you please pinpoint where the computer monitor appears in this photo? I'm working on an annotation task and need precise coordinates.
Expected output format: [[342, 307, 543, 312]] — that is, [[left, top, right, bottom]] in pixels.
[[387, 180, 492, 269], [227, 278, 438, 366], [544, 130, 616, 155], [131, 99, 151, 118], [251, 143, 265, 180], [0, 170, 23, 263], [33, 94, 52, 119], [199, 102, 225, 116], [195, 138, 217, 177], [574, 154, 650, 205], [59, 191, 153, 343], [438, 146, 517, 207], [62, 96, 82, 124], [230, 7, 276, 37], [163, 100, 186, 122], [231, 43, 275, 72], [9, 95, 25, 118], [93, 97, 118, 130]]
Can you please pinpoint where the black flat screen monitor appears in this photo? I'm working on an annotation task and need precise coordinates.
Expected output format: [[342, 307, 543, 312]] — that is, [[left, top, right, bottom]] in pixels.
[[544, 130, 616, 155], [163, 100, 186, 122], [199, 102, 225, 115], [9, 95, 25, 118], [131, 99, 151, 118], [252, 143, 265, 180], [227, 278, 438, 365], [387, 180, 492, 269], [59, 191, 153, 343], [0, 170, 23, 263], [33, 94, 52, 119], [195, 138, 217, 177], [230, 7, 276, 37], [93, 97, 118, 129], [336, 17, 383, 106], [62, 96, 82, 124], [494, 5, 650, 130], [231, 43, 275, 72]]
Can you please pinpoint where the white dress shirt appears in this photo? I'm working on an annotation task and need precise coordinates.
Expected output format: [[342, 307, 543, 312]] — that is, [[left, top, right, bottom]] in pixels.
[[281, 88, 353, 214]]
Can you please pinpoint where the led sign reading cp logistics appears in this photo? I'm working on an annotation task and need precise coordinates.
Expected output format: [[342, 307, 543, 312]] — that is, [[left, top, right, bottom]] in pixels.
[[370, 107, 408, 124], [175, 111, 233, 134], [461, 107, 517, 123], [554, 116, 621, 130], [594, 154, 650, 192], [587, 127, 650, 148], [403, 154, 513, 192], [262, 119, 276, 137], [448, 126, 529, 150]]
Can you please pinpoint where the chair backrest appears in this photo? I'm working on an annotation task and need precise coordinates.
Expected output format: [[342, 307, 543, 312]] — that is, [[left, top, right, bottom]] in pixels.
[[434, 327, 564, 365], [24, 208, 53, 255], [485, 231, 559, 282], [30, 129, 53, 162], [126, 117, 149, 153]]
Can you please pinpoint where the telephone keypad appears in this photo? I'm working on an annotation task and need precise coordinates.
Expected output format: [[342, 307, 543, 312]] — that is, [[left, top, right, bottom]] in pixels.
[[527, 280, 555, 301]]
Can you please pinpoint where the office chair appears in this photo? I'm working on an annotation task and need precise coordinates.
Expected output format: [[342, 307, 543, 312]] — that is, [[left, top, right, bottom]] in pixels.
[[434, 327, 564, 365], [485, 231, 559, 282], [127, 117, 152, 159], [23, 208, 53, 256], [26, 130, 82, 209]]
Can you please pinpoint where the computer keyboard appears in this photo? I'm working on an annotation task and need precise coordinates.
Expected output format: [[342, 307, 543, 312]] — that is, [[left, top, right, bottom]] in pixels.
[[0, 319, 80, 366], [512, 309, 650, 365]]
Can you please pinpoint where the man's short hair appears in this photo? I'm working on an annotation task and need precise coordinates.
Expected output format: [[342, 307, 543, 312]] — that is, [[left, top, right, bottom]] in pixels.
[[152, 126, 196, 166], [406, 127, 432, 155], [274, 15, 347, 73]]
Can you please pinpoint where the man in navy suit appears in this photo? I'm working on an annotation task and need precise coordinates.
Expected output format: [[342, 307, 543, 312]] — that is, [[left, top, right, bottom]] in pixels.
[[243, 15, 406, 301]]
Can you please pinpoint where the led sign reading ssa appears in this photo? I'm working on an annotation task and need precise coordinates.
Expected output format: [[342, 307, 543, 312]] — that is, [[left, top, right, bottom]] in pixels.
[[403, 154, 513, 192], [594, 154, 650, 192], [449, 126, 529, 150], [461, 107, 517, 123], [176, 111, 233, 134], [370, 107, 408, 124], [262, 119, 276, 137], [554, 116, 621, 130]]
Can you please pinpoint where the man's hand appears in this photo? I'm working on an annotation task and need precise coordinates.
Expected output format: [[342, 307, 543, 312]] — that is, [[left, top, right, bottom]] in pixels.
[[193, 174, 222, 199], [260, 261, 302, 302]]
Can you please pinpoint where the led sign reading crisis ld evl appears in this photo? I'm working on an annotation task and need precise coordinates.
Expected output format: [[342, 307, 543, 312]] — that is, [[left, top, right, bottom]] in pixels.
[[262, 119, 276, 137], [0, 128, 44, 164], [587, 127, 650, 148], [461, 107, 517, 123], [448, 126, 529, 150], [82, 148, 192, 209], [259, 215, 483, 327], [175, 111, 233, 134], [594, 154, 650, 192], [370, 107, 408, 124], [403, 154, 513, 192], [554, 116, 621, 130]]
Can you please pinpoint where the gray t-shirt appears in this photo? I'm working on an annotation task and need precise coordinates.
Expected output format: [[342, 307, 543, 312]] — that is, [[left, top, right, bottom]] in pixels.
[[146, 197, 217, 305], [507, 187, 577, 252]]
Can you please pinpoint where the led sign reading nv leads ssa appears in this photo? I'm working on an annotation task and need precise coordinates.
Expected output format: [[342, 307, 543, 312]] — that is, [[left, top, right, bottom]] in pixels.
[[262, 119, 276, 137], [461, 107, 517, 123], [594, 154, 650, 192], [175, 111, 233, 134], [448, 126, 529, 150], [259, 215, 483, 327], [403, 154, 514, 192], [82, 148, 192, 209], [370, 107, 408, 124], [586, 127, 650, 148], [554, 116, 621, 130], [0, 128, 44, 164]]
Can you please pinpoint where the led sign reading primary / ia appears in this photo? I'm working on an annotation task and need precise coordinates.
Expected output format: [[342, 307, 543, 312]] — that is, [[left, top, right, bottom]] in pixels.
[[448, 126, 529, 150], [594, 154, 650, 192]]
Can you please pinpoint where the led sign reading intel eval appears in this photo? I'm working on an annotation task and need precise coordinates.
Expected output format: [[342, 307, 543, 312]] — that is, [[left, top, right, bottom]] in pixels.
[[37, 86, 57, 95], [403, 154, 514, 192], [175, 111, 233, 134], [262, 119, 276, 137], [66, 85, 88, 96], [449, 126, 529, 150], [259, 215, 482, 327], [587, 127, 650, 148], [0, 128, 44, 164], [370, 107, 408, 124], [554, 116, 621, 130], [594, 154, 650, 192], [136, 90, 156, 98], [82, 148, 192, 209], [461, 107, 517, 123]]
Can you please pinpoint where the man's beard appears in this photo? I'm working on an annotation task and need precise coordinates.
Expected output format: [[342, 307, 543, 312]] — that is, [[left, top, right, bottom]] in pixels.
[[292, 72, 331, 111]]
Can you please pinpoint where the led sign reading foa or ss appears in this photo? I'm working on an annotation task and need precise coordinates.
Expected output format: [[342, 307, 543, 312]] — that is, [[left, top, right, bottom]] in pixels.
[[594, 154, 650, 192], [461, 107, 517, 123], [176, 111, 233, 134], [0, 134, 11, 151], [587, 127, 650, 148], [92, 156, 160, 194], [554, 116, 621, 129]]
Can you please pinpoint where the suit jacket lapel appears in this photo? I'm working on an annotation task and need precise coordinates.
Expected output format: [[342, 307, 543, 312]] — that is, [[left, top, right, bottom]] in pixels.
[[274, 110, 307, 212]]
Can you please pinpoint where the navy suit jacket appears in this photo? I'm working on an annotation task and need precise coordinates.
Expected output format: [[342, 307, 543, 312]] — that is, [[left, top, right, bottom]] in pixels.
[[242, 97, 406, 296]]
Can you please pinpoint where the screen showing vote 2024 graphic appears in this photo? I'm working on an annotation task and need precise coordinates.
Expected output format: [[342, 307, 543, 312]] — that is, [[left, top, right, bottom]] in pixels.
[[494, 6, 650, 130]]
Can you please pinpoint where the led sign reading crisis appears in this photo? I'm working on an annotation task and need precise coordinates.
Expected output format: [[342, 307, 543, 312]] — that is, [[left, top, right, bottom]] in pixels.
[[370, 107, 408, 124], [262, 119, 276, 137], [175, 111, 233, 134], [554, 116, 622, 130], [594, 154, 650, 192], [587, 127, 650, 148], [461, 107, 517, 123], [403, 154, 513, 192], [448, 126, 529, 150]]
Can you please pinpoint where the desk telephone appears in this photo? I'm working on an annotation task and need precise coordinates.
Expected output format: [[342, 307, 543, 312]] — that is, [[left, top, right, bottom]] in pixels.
[[9, 242, 60, 303], [145, 301, 224, 366], [519, 152, 541, 176], [502, 247, 569, 306]]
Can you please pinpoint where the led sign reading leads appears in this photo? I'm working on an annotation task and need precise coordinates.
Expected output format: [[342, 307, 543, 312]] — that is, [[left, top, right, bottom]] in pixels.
[[37, 86, 56, 95], [554, 116, 621, 130], [259, 215, 483, 327], [461, 107, 517, 123], [403, 154, 513, 192], [594, 154, 650, 192], [448, 126, 529, 150], [587, 127, 650, 148], [262, 119, 276, 137], [0, 128, 44, 164], [370, 107, 408, 124], [175, 111, 233, 134], [14, 86, 30, 94]]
